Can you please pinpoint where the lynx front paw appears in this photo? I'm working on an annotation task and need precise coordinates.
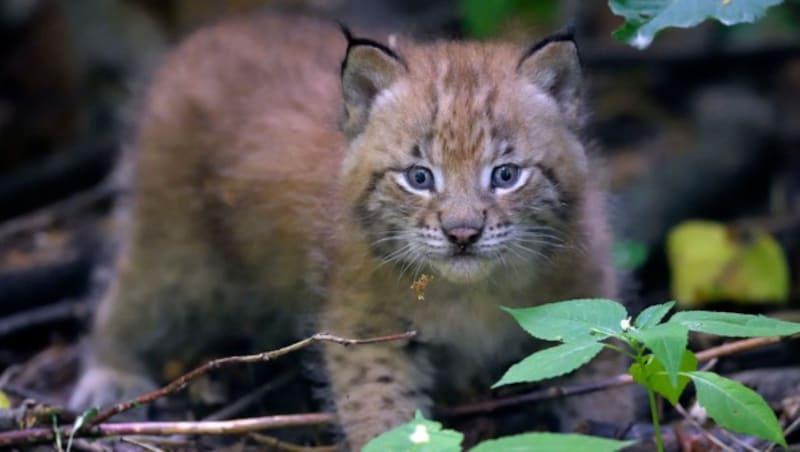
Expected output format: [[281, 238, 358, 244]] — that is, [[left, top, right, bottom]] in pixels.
[[69, 366, 157, 417]]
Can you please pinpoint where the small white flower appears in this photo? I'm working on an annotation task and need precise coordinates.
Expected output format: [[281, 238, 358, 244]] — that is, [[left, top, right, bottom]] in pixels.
[[409, 424, 430, 444], [689, 402, 708, 424], [620, 316, 632, 331]]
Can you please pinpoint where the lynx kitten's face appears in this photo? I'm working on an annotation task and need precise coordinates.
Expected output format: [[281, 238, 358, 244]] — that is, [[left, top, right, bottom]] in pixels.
[[341, 36, 587, 283]]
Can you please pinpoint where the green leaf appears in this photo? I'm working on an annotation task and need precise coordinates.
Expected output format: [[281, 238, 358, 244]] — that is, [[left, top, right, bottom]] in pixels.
[[629, 351, 697, 404], [493, 341, 604, 388], [689, 371, 786, 446], [363, 410, 463, 452], [669, 311, 800, 337], [634, 301, 676, 329], [632, 322, 688, 386], [471, 432, 635, 452], [66, 408, 98, 452], [503, 299, 627, 342], [609, 0, 785, 49]]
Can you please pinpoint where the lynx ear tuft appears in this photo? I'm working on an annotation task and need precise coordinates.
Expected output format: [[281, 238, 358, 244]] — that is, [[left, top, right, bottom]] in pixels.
[[517, 25, 582, 125], [340, 27, 406, 137]]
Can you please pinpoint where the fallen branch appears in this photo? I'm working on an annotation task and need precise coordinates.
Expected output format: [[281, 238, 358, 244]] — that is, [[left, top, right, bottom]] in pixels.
[[0, 331, 792, 446], [87, 331, 416, 427], [0, 413, 336, 447]]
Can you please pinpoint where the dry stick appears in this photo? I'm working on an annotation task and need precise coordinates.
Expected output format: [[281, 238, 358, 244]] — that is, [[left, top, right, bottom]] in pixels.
[[0, 299, 90, 337], [440, 333, 800, 417], [718, 429, 761, 452], [673, 403, 733, 452], [249, 432, 340, 452], [86, 331, 416, 428], [0, 413, 337, 447], [764, 407, 800, 452], [0, 332, 793, 446], [120, 437, 165, 452], [203, 372, 296, 421]]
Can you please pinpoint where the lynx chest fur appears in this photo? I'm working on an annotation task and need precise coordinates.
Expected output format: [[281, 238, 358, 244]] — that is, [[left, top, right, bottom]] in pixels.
[[71, 14, 628, 450]]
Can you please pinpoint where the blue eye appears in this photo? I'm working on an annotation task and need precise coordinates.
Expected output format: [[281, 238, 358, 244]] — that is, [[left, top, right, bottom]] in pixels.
[[491, 164, 520, 189], [406, 166, 435, 190]]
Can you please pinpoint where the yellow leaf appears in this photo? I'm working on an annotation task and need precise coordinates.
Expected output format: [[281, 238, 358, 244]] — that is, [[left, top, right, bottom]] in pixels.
[[667, 221, 789, 307], [0, 390, 10, 409]]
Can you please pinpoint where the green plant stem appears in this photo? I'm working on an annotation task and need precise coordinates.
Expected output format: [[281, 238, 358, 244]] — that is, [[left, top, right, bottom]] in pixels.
[[601, 342, 637, 360], [630, 338, 665, 452], [646, 378, 665, 452]]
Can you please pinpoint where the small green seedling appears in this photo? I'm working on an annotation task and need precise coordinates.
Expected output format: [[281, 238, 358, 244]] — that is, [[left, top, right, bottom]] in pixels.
[[497, 299, 800, 451], [364, 300, 799, 451], [364, 410, 634, 452], [364, 299, 800, 452]]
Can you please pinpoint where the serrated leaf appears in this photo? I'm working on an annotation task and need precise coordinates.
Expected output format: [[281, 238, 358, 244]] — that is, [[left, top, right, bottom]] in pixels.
[[689, 371, 786, 446], [634, 301, 676, 329], [633, 322, 688, 386], [493, 341, 604, 388], [503, 299, 627, 342], [629, 351, 697, 404], [670, 311, 800, 337], [471, 432, 635, 452], [609, 0, 784, 49], [363, 410, 463, 452]]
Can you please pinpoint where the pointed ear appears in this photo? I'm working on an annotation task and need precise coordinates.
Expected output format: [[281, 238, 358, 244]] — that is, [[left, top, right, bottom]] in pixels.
[[340, 26, 407, 137], [517, 26, 582, 125]]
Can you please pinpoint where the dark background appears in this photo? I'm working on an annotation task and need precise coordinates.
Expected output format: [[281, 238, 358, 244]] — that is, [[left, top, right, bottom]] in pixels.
[[0, 0, 798, 449]]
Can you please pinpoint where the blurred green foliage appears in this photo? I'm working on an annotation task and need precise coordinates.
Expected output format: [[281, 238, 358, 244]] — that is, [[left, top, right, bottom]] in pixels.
[[460, 0, 558, 38]]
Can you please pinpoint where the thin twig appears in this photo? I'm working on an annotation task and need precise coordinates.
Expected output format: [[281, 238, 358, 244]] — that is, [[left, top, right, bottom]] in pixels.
[[698, 358, 717, 372], [249, 432, 340, 452], [203, 372, 295, 421], [0, 183, 115, 242], [783, 414, 800, 440], [441, 334, 800, 417], [0, 413, 337, 447], [70, 438, 111, 452], [0, 299, 90, 337], [718, 429, 760, 452], [120, 437, 166, 452], [86, 331, 416, 427], [439, 373, 633, 417], [694, 335, 798, 362], [764, 409, 800, 452], [674, 404, 733, 451]]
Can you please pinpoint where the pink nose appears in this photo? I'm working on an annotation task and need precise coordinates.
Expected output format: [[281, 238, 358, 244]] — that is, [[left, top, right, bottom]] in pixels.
[[445, 227, 482, 246]]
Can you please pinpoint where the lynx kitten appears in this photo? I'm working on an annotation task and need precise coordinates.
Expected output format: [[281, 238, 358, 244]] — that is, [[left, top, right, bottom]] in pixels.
[[70, 14, 631, 449]]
